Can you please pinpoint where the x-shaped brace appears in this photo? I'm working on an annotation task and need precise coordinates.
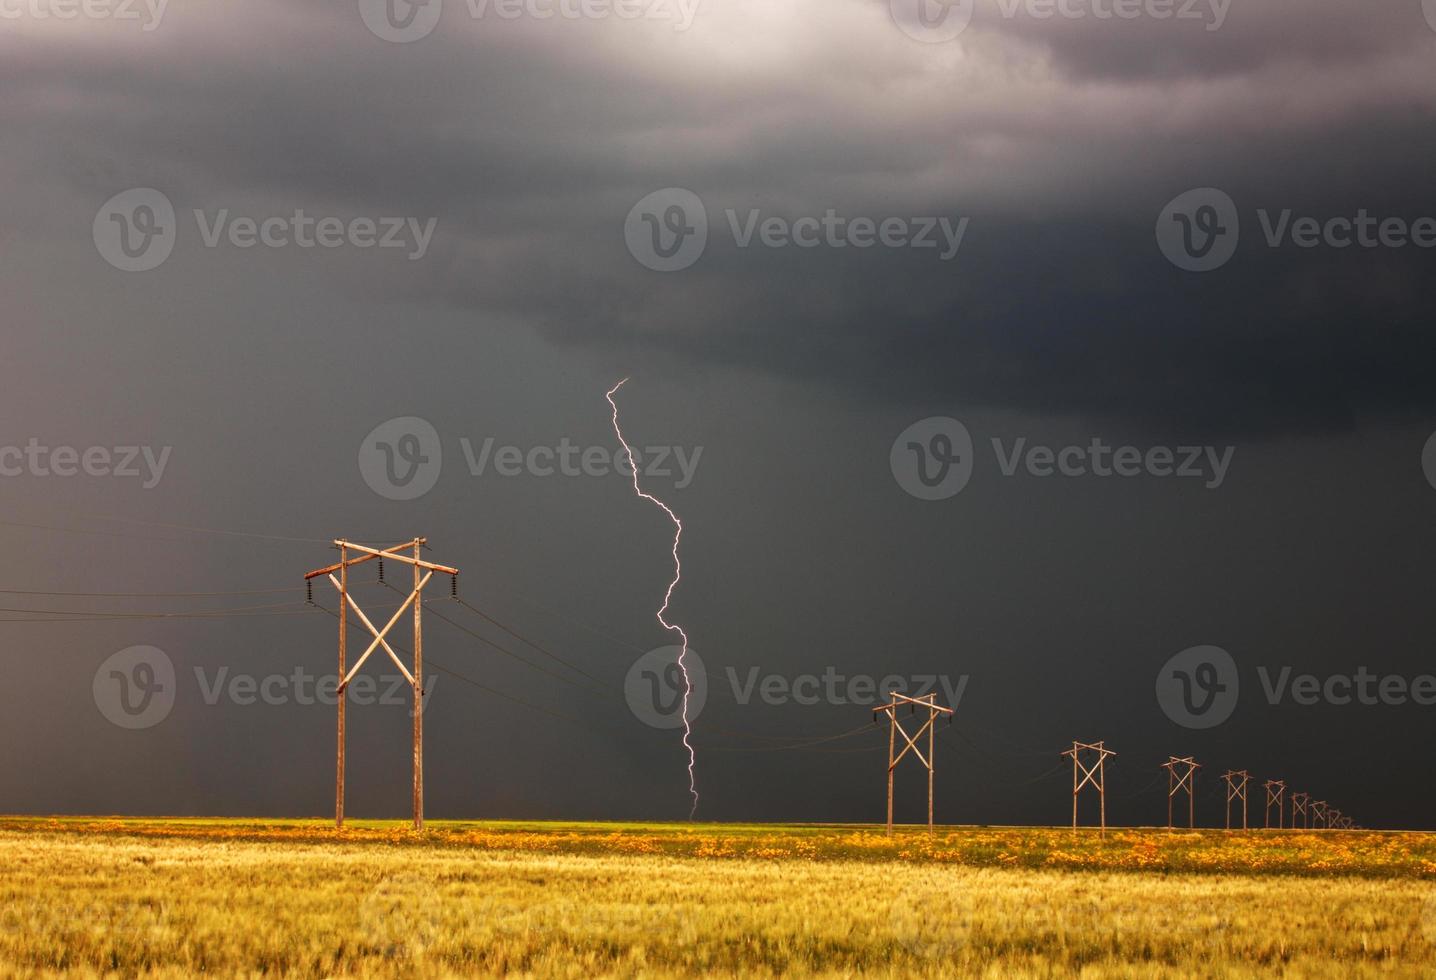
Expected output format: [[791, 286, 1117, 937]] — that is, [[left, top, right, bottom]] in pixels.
[[886, 708, 934, 771], [331, 570, 431, 690], [1075, 758, 1104, 793], [1169, 767, 1197, 796]]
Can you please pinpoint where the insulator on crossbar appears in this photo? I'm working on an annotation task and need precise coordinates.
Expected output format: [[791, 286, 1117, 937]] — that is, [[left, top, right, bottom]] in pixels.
[[306, 580, 313, 605], [377, 558, 384, 583], [450, 575, 458, 599]]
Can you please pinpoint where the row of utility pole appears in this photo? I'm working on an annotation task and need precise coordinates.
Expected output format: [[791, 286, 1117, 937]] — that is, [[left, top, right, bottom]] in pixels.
[[302, 548, 1368, 837], [1062, 743, 1357, 832]]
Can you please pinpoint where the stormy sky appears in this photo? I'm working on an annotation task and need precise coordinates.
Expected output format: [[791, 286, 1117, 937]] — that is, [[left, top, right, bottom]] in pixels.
[[2, 0, 1435, 829]]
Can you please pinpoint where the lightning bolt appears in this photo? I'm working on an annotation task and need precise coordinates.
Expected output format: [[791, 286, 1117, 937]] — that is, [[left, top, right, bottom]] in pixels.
[[607, 378, 698, 819]]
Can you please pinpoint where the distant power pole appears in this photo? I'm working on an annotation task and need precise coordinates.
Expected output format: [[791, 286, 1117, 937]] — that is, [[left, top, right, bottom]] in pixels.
[[1061, 741, 1116, 835], [1162, 756, 1201, 829], [1311, 800, 1328, 829], [305, 538, 459, 831], [1290, 792, 1310, 829], [1263, 779, 1285, 829], [871, 691, 954, 834], [1221, 769, 1250, 830]]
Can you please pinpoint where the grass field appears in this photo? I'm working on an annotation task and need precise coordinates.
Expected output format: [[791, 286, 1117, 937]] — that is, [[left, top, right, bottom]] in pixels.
[[2, 817, 1435, 977]]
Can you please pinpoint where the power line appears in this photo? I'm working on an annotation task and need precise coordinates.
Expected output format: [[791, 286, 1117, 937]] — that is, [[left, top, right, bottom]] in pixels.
[[0, 587, 299, 599], [703, 721, 882, 752], [447, 592, 746, 704], [3, 507, 752, 702], [0, 518, 190, 543], [0, 514, 405, 547], [91, 515, 331, 544], [0, 609, 323, 624], [473, 580, 652, 654], [376, 582, 606, 694], [452, 597, 609, 687], [472, 580, 818, 702], [310, 602, 596, 726], [440, 594, 753, 707], [425, 604, 607, 694], [395, 589, 891, 753], [0, 600, 307, 618]]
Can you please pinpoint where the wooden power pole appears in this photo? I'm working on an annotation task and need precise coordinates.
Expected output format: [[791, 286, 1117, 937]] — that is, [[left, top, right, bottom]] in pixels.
[[1221, 769, 1250, 830], [1061, 741, 1116, 835], [1263, 779, 1285, 829], [305, 538, 458, 831], [1311, 799, 1328, 829], [871, 691, 953, 834], [1290, 792, 1309, 829], [1162, 756, 1201, 829]]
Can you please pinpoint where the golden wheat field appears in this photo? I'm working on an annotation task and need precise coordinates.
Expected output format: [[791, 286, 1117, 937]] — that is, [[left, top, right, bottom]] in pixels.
[[2, 817, 1435, 978]]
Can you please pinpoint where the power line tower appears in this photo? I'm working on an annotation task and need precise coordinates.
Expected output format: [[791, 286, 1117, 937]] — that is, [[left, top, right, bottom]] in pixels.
[[1290, 791, 1309, 829], [871, 691, 954, 834], [1329, 807, 1343, 829], [1221, 769, 1250, 830], [1311, 799, 1328, 829], [1061, 741, 1116, 835], [1162, 756, 1201, 829], [305, 538, 459, 831], [1263, 779, 1285, 829]]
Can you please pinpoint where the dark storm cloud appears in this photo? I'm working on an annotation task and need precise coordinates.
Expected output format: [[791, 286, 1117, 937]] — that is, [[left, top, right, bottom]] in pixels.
[[3, 0, 1435, 437], [3, 0, 1436, 832], [974, 0, 1430, 81]]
